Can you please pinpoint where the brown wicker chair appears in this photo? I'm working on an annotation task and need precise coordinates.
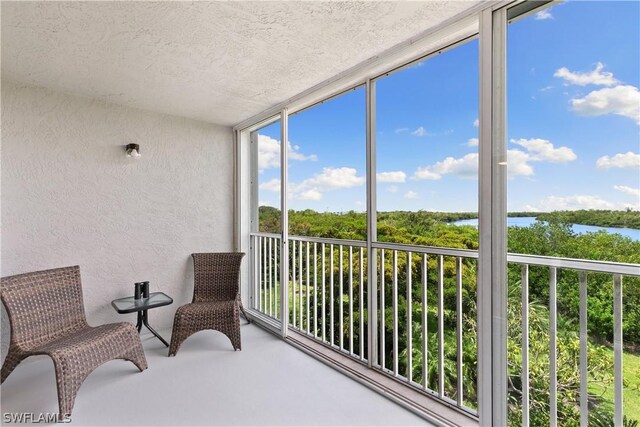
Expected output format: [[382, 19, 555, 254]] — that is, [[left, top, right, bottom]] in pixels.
[[168, 252, 245, 356], [0, 266, 147, 416]]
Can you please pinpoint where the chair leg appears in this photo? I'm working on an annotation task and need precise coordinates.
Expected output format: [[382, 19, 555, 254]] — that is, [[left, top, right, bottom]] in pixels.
[[222, 309, 242, 351], [121, 331, 148, 371], [168, 315, 192, 357], [238, 299, 251, 324], [52, 358, 86, 418], [1, 350, 27, 384]]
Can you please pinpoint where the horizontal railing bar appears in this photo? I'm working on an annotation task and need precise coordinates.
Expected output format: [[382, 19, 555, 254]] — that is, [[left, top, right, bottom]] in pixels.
[[373, 242, 478, 258], [507, 253, 640, 276], [250, 232, 281, 239], [256, 234, 640, 276], [289, 234, 367, 247]]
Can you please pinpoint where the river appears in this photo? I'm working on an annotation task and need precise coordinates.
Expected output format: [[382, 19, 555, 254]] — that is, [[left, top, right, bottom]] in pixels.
[[452, 217, 640, 241]]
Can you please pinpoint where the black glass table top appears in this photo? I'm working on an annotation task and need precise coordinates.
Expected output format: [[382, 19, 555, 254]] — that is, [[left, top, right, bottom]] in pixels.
[[111, 292, 173, 314]]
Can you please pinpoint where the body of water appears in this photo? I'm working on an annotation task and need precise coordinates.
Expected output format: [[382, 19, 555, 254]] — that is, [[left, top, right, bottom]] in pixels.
[[452, 216, 640, 241]]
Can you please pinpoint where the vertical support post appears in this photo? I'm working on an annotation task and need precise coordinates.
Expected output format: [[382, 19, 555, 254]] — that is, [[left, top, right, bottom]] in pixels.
[[349, 246, 354, 354], [280, 109, 289, 337], [380, 249, 386, 370], [478, 6, 507, 426], [392, 250, 399, 376], [250, 131, 259, 310], [422, 254, 428, 390], [339, 245, 344, 350], [306, 242, 311, 334], [407, 251, 413, 383], [314, 242, 318, 338], [438, 255, 444, 397], [550, 267, 558, 427], [299, 241, 303, 329], [522, 264, 530, 427], [330, 244, 335, 347], [359, 247, 365, 360], [366, 78, 378, 368], [322, 243, 326, 342], [613, 274, 623, 427], [579, 271, 588, 427], [456, 256, 463, 405], [293, 240, 297, 328]]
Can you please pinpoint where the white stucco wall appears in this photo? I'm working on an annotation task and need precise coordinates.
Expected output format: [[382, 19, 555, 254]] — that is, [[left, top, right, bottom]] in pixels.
[[1, 81, 234, 357]]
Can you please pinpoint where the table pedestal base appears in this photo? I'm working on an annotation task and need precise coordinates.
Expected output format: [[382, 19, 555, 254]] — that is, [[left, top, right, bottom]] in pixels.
[[136, 310, 169, 347]]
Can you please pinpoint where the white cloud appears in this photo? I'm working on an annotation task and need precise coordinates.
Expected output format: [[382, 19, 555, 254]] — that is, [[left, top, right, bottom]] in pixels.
[[404, 191, 418, 199], [473, 118, 479, 128], [414, 138, 574, 181], [596, 152, 640, 169], [297, 189, 323, 201], [528, 195, 618, 211], [411, 126, 427, 137], [570, 85, 640, 125], [258, 200, 275, 207], [614, 185, 640, 198], [289, 145, 318, 162], [554, 62, 618, 87], [377, 171, 406, 183], [510, 138, 577, 162], [259, 178, 280, 192], [534, 9, 553, 20], [388, 185, 399, 193], [395, 127, 409, 134], [257, 135, 317, 171], [467, 138, 479, 147], [289, 167, 365, 201], [506, 149, 535, 177], [414, 153, 479, 180], [301, 167, 364, 190]]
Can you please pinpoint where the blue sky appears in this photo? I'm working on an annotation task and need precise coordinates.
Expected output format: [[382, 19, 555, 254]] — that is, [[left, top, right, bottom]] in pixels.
[[258, 1, 640, 213]]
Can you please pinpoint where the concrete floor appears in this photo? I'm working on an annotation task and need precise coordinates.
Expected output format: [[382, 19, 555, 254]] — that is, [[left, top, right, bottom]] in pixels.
[[1, 324, 431, 426]]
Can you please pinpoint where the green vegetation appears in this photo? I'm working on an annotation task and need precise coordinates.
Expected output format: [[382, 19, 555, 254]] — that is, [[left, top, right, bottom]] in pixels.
[[535, 209, 640, 229], [258, 207, 640, 424]]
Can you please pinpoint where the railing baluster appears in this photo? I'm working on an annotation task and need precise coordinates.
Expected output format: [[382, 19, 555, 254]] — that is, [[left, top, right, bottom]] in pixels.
[[299, 240, 303, 330], [314, 242, 318, 338], [407, 251, 413, 383], [359, 247, 364, 360], [522, 264, 530, 427], [275, 240, 279, 319], [614, 274, 623, 427], [330, 244, 335, 347], [380, 249, 386, 370], [393, 250, 398, 376], [438, 255, 444, 397], [292, 239, 297, 327], [422, 254, 428, 390], [263, 237, 267, 314], [349, 246, 354, 355], [256, 236, 261, 311], [456, 257, 463, 406], [339, 245, 344, 351], [306, 241, 310, 334], [550, 267, 558, 427], [579, 271, 588, 427], [268, 237, 272, 317], [322, 243, 326, 342]]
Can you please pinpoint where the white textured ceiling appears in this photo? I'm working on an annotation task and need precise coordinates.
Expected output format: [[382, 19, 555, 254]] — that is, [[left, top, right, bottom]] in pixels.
[[1, 1, 478, 126]]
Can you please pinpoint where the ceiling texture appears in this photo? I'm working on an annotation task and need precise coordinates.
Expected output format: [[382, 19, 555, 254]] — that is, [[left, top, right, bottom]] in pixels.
[[2, 1, 479, 126]]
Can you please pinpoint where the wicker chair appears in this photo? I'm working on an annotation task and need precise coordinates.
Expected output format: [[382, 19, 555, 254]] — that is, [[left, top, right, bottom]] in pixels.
[[0, 266, 147, 416], [168, 252, 245, 356]]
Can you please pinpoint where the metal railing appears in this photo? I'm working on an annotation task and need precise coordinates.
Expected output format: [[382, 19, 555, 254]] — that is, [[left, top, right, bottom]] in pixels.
[[250, 232, 640, 423]]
